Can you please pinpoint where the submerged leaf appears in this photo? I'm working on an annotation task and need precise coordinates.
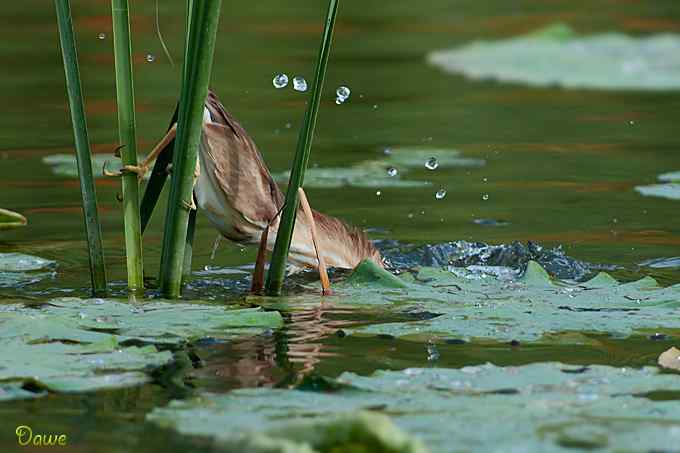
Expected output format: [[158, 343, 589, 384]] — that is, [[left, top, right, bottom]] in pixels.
[[0, 208, 27, 230], [428, 23, 680, 91], [148, 363, 680, 453]]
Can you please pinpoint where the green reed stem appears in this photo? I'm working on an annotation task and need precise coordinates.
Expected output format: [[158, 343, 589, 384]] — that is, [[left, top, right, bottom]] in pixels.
[[265, 0, 340, 296], [111, 0, 144, 293], [54, 0, 107, 296], [159, 0, 222, 298]]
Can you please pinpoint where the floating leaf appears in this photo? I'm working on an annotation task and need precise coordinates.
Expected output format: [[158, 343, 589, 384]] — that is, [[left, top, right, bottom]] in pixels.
[[635, 183, 680, 200], [0, 298, 284, 399], [0, 208, 27, 230], [273, 148, 483, 189], [659, 171, 680, 183], [383, 148, 485, 169], [0, 252, 56, 288], [333, 261, 680, 343], [428, 23, 680, 91], [0, 336, 171, 394], [275, 163, 430, 189], [0, 252, 55, 272], [42, 153, 112, 178], [148, 363, 680, 453], [42, 153, 148, 179]]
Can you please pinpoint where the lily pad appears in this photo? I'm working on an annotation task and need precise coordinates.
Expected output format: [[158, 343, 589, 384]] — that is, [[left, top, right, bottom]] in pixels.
[[148, 363, 680, 453], [42, 154, 111, 178], [276, 162, 430, 189], [636, 170, 680, 200], [42, 154, 146, 179], [0, 252, 56, 288], [0, 208, 27, 230], [0, 252, 55, 272], [334, 261, 680, 343], [0, 298, 283, 399], [8, 297, 284, 346], [273, 148, 483, 189], [659, 171, 680, 183], [383, 148, 485, 169], [428, 23, 680, 91], [635, 183, 680, 200]]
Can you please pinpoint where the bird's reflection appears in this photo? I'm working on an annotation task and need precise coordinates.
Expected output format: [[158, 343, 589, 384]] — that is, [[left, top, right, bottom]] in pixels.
[[188, 302, 362, 391]]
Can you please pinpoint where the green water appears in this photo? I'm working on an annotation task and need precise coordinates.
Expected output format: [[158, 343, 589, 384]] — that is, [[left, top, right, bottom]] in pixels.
[[1, 0, 680, 451]]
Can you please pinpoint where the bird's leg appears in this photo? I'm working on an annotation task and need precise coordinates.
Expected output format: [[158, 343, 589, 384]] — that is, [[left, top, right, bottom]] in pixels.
[[297, 188, 331, 296], [121, 123, 178, 180], [250, 224, 270, 294]]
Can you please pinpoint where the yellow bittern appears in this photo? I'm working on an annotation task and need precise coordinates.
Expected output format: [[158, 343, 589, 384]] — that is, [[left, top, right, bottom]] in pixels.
[[121, 91, 382, 292]]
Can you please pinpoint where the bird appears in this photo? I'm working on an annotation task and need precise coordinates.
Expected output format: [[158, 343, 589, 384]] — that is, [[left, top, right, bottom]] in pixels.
[[120, 90, 382, 285]]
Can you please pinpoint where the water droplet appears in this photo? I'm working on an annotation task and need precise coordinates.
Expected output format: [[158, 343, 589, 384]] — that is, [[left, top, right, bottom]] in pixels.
[[272, 73, 288, 89], [145, 53, 156, 63], [97, 32, 106, 40], [335, 86, 350, 104], [292, 75, 307, 92], [387, 167, 398, 177], [375, 190, 382, 196], [435, 189, 447, 200], [482, 194, 489, 201], [425, 157, 439, 170]]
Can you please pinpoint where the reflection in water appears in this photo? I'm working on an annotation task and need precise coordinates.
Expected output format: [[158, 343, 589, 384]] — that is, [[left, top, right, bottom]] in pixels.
[[191, 302, 365, 391]]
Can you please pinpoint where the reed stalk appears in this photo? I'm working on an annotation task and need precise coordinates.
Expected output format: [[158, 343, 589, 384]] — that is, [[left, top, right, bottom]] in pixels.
[[54, 0, 107, 296], [265, 0, 340, 295], [159, 0, 222, 298], [111, 0, 144, 292]]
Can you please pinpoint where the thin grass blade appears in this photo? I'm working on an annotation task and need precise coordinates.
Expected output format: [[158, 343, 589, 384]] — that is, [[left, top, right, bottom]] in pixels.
[[265, 0, 340, 295], [159, 0, 222, 298], [111, 0, 144, 292], [54, 0, 107, 296]]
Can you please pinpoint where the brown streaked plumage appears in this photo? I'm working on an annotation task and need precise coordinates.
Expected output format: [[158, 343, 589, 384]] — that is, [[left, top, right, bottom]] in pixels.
[[194, 90, 382, 271]]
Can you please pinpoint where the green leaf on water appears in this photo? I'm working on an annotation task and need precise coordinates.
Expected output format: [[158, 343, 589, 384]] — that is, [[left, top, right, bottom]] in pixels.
[[273, 148, 483, 189], [0, 252, 55, 272], [346, 259, 409, 289], [0, 252, 56, 288], [0, 298, 284, 399], [635, 183, 680, 201], [0, 208, 27, 230], [332, 262, 680, 343], [147, 363, 680, 453], [635, 170, 680, 200], [382, 148, 485, 170], [428, 23, 680, 91], [659, 171, 680, 183], [42, 154, 111, 178], [42, 154, 148, 179]]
